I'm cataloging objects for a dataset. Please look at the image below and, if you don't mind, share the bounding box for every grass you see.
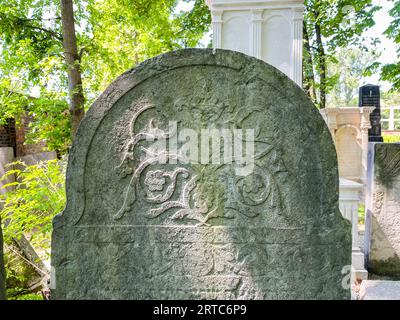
[358,204,365,225]
[383,134,400,143]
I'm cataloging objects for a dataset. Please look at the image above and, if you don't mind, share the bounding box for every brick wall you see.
[0,119,16,155]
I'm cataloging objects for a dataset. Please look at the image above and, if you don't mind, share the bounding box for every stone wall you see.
[365,143,400,278]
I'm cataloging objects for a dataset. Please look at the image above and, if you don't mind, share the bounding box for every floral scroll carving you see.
[114,102,288,224]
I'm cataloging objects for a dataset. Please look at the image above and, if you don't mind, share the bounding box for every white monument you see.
[320,107,375,186]
[339,178,368,280]
[206,0,304,86]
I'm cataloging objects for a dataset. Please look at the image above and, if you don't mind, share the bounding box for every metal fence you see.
[381,106,400,132]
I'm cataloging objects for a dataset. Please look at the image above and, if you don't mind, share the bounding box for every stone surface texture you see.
[51,49,351,300]
[360,280,400,300]
[365,143,400,278]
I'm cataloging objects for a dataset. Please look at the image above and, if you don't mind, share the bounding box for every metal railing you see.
[381,106,400,132]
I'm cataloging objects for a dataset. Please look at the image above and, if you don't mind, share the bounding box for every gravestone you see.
[365,143,400,278]
[51,49,351,299]
[359,84,383,143]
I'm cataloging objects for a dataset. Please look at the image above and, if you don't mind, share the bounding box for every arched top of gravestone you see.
[56,48,340,229]
[52,49,351,300]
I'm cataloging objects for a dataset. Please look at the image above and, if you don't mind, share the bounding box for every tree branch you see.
[20,22,63,42]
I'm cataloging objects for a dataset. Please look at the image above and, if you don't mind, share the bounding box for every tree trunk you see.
[314,11,327,109]
[12,236,49,277]
[0,218,6,300]
[61,0,85,138]
[303,21,317,105]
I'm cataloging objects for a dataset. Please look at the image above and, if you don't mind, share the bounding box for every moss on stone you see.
[369,255,400,280]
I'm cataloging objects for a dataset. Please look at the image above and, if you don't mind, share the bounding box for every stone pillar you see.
[211,10,223,49]
[291,7,303,86]
[339,178,368,280]
[251,10,263,59]
[360,107,375,185]
[206,0,304,87]
[389,106,395,131]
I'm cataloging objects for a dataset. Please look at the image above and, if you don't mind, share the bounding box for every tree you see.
[61,0,84,137]
[0,0,70,154]
[381,0,400,90]
[381,90,400,106]
[327,47,379,107]
[0,0,211,298]
[303,0,380,108]
[0,0,210,154]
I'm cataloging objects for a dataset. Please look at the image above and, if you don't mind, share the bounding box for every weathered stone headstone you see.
[365,143,400,278]
[51,49,351,299]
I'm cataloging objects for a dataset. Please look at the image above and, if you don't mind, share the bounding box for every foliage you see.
[327,47,379,107]
[0,0,210,155]
[80,0,207,100]
[381,0,400,90]
[3,249,42,300]
[176,0,211,47]
[9,292,43,300]
[1,159,66,299]
[0,159,66,252]
[303,0,380,108]
[382,90,400,106]
[0,0,70,154]
[358,204,365,225]
[305,0,379,50]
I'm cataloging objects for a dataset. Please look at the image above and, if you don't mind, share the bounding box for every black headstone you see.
[359,84,383,142]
